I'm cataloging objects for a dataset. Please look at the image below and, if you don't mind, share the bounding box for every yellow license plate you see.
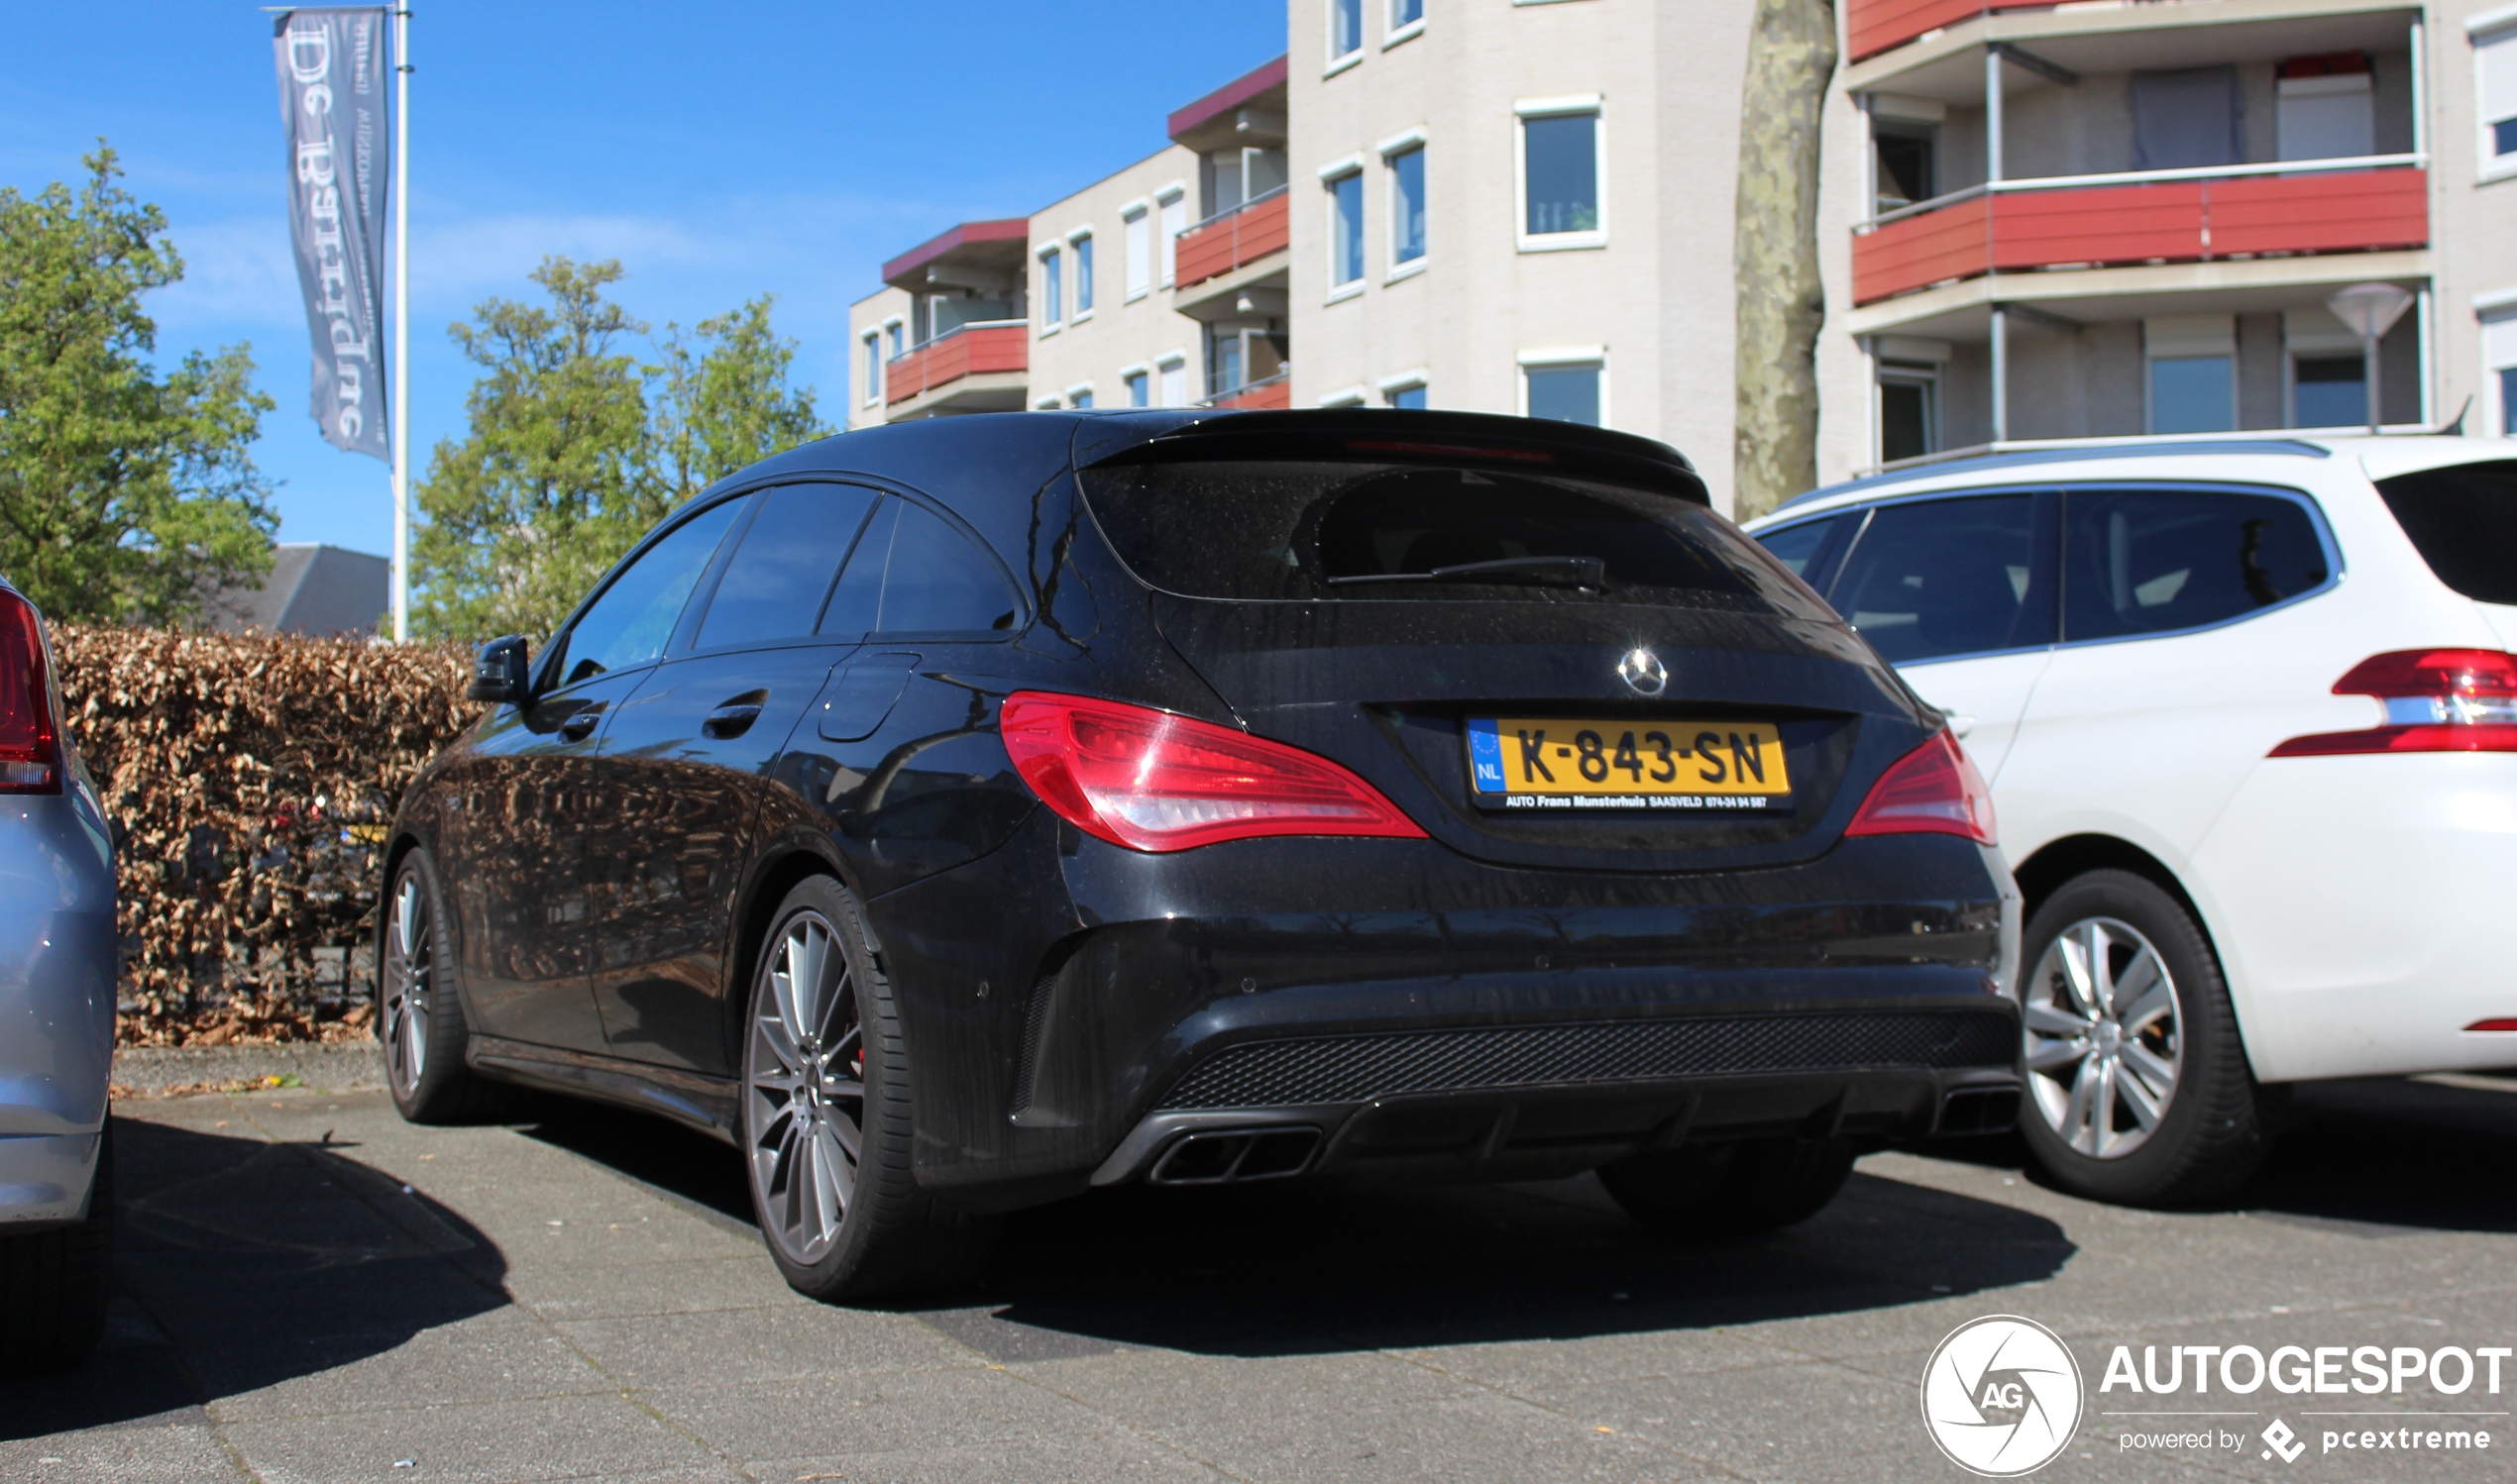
[1466,718,1791,811]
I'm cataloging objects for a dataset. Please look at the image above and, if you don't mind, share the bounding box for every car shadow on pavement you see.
[0,1114,507,1441]
[1916,1073,2517,1235]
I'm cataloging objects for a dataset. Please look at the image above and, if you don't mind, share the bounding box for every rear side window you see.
[2374,461,2517,605]
[2060,487,2329,642]
[1078,460,1830,618]
[550,498,744,687]
[819,496,1018,636]
[696,483,878,650]
[1830,494,2054,663]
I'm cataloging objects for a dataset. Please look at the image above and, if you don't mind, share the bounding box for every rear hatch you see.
[2371,458,2517,646]
[1076,423,1935,874]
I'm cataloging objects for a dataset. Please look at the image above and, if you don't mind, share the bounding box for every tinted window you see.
[1080,460,1831,619]
[879,502,1019,633]
[1754,516,1841,583]
[2374,461,2517,605]
[2061,488,2329,641]
[695,484,878,650]
[819,498,895,636]
[1831,494,2053,664]
[550,498,743,687]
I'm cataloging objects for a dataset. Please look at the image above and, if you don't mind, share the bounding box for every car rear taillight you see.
[0,588,60,795]
[1842,729,1996,845]
[2268,649,2517,757]
[999,690,1426,853]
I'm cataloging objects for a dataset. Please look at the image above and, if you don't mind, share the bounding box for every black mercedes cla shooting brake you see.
[381,409,2024,1300]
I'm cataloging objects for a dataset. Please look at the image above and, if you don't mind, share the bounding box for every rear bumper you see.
[869,815,2022,1209]
[0,1130,101,1229]
[0,794,118,1154]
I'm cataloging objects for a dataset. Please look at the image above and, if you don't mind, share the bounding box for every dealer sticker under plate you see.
[1466,717,1792,811]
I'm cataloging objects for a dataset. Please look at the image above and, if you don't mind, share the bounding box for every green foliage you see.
[0,148,276,624]
[411,257,826,641]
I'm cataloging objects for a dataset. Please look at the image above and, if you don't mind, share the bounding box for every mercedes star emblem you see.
[1617,648,1668,696]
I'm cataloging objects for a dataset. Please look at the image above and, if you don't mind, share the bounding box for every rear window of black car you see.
[1077,460,1832,618]
[2375,460,2517,605]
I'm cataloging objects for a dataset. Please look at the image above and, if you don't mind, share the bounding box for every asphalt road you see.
[6,1066,2516,1484]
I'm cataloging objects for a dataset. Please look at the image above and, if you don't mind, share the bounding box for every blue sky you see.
[0,1,1284,554]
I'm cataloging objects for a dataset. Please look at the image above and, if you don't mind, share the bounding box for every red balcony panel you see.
[1851,167,2430,305]
[885,324,1027,406]
[1209,376,1292,411]
[1174,190,1290,289]
[1846,0,2049,62]
[2205,168,2429,257]
[1850,194,1990,305]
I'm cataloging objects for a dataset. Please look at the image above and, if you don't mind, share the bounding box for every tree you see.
[0,148,276,624]
[1731,0,1837,522]
[412,259,826,641]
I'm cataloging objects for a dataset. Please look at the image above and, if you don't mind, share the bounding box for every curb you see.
[113,1041,386,1098]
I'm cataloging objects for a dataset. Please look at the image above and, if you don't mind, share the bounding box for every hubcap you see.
[745,912,865,1265]
[2023,915,2183,1159]
[382,873,430,1096]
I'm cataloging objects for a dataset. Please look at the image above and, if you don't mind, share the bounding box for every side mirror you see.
[468,635,531,705]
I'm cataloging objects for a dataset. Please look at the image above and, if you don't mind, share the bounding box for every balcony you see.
[884,321,1027,410]
[1852,158,2427,306]
[1848,0,2048,63]
[1196,371,1292,410]
[1173,186,1289,290]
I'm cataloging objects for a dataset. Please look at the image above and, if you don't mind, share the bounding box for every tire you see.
[739,876,993,1302]
[1596,1135,1857,1239]
[2016,868,2273,1206]
[0,1119,112,1377]
[379,847,509,1125]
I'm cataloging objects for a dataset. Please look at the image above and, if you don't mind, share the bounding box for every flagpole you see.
[391,2,411,642]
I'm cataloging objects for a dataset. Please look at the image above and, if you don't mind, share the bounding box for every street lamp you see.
[2325,283,2415,436]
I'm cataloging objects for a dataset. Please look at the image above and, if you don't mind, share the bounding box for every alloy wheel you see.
[382,872,431,1095]
[747,911,866,1265]
[2023,915,2183,1159]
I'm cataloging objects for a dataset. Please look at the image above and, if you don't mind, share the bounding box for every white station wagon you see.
[1747,436,2517,1206]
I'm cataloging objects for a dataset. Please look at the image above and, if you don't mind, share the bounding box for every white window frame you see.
[1516,346,1609,428]
[1317,384,1369,408]
[2480,286,2517,436]
[2474,10,2517,182]
[1156,352,1190,408]
[1319,155,1368,301]
[1327,0,1365,74]
[1874,364,1942,464]
[1121,201,1151,301]
[1379,129,1429,282]
[883,317,905,363]
[1156,185,1187,288]
[1065,380,1096,409]
[1378,368,1429,408]
[860,332,882,407]
[1120,362,1152,407]
[1385,0,1425,49]
[1037,245,1063,333]
[1066,227,1095,321]
[1514,96,1607,253]
[1034,394,1063,410]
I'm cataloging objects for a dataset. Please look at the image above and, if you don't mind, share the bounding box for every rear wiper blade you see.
[1326,556,1608,590]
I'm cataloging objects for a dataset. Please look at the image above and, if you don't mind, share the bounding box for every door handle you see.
[704,702,763,739]
[558,709,602,742]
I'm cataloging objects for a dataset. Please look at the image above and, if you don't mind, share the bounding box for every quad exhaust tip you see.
[1148,1127,1323,1185]
[1937,1087,2021,1136]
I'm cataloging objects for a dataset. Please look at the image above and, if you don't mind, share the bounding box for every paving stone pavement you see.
[4,1072,2514,1483]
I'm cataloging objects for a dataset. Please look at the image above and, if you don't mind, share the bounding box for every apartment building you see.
[849,0,2515,508]
[1828,0,2517,472]
[847,60,1291,431]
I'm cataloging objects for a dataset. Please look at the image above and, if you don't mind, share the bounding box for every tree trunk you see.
[1732,0,1838,521]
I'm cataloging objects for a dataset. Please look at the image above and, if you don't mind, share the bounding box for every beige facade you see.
[1024,146,1204,412]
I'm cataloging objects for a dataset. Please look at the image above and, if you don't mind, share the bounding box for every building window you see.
[2145,316,2236,434]
[2276,54,2373,161]
[1329,168,1366,288]
[2487,308,2517,435]
[2480,23,2517,168]
[1522,358,1603,426]
[885,322,904,361]
[1387,382,1427,410]
[1520,107,1601,244]
[2292,356,2366,427]
[861,334,882,406]
[1124,208,1150,298]
[1040,248,1062,329]
[1873,125,1935,212]
[1330,0,1363,61]
[1073,234,1094,315]
[1388,145,1426,267]
[1069,385,1095,410]
[1158,356,1188,408]
[1878,365,1938,463]
[1391,0,1424,31]
[1126,369,1150,407]
[1158,190,1186,287]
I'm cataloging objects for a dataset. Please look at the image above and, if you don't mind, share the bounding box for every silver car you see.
[0,575,117,1375]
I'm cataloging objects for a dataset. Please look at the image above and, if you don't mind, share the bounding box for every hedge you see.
[53,626,476,1046]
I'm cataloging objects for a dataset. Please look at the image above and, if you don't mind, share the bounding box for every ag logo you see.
[1920,1316,2084,1476]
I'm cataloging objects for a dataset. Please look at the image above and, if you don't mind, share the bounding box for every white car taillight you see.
[2269,649,2517,757]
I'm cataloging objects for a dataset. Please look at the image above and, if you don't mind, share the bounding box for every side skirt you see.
[468,1034,741,1144]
